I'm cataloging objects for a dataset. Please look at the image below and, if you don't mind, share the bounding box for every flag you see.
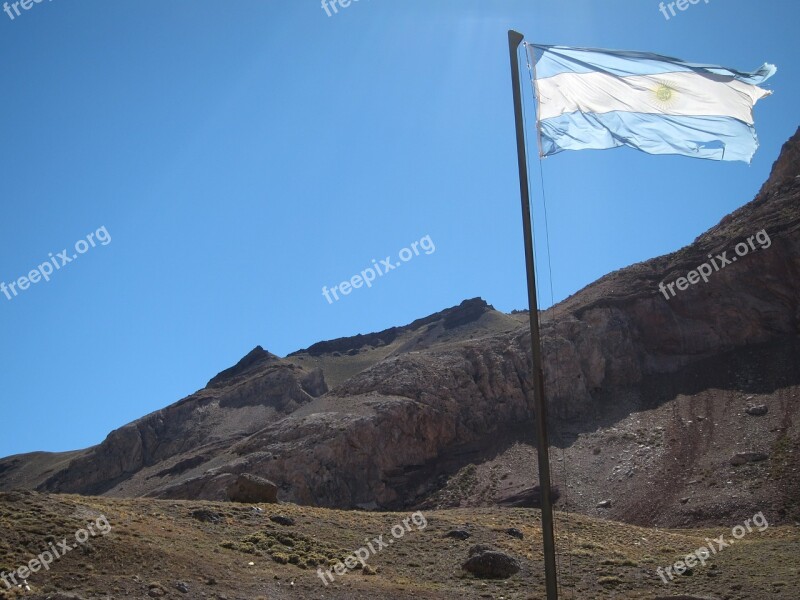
[528,44,776,163]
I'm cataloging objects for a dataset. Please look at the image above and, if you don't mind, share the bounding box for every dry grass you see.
[0,491,797,599]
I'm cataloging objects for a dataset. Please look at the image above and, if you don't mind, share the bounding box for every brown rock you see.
[461,550,520,579]
[730,452,769,466]
[227,474,278,503]
[497,485,561,508]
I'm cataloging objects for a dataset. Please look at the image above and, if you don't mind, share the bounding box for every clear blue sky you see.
[1,0,797,457]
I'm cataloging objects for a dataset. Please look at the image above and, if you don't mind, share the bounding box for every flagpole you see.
[508,29,559,600]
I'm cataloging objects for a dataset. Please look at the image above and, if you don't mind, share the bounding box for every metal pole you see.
[508,29,559,600]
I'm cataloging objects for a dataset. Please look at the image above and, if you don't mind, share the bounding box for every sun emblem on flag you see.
[653,82,678,108]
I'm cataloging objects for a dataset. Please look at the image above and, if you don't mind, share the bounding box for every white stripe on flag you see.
[536,70,772,124]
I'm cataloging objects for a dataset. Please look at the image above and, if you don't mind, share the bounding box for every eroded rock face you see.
[217,364,316,410]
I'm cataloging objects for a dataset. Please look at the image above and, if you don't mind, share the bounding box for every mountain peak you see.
[207,346,279,387]
[442,297,493,329]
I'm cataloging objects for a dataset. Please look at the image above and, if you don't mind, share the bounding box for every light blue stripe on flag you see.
[531,45,777,85]
[538,111,760,163]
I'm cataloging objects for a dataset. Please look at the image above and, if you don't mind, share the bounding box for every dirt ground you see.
[0,491,797,600]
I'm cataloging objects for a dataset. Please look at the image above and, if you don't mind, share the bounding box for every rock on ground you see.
[226,474,278,503]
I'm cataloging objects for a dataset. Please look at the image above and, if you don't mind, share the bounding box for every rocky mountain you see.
[1,128,798,529]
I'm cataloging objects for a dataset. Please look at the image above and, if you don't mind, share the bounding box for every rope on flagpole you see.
[522,41,575,600]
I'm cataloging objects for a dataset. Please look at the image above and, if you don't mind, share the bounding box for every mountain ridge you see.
[1,127,797,530]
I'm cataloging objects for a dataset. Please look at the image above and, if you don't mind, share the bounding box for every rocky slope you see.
[1,128,798,529]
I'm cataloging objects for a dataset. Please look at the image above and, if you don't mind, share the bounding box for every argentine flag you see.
[528,45,776,163]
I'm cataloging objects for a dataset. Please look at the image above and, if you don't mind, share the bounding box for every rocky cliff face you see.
[33,350,327,496]
[1,128,798,527]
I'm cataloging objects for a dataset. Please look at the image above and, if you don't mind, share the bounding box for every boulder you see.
[497,485,561,508]
[226,474,278,503]
[269,515,295,526]
[462,550,520,579]
[190,508,222,523]
[730,452,769,466]
[444,529,471,540]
